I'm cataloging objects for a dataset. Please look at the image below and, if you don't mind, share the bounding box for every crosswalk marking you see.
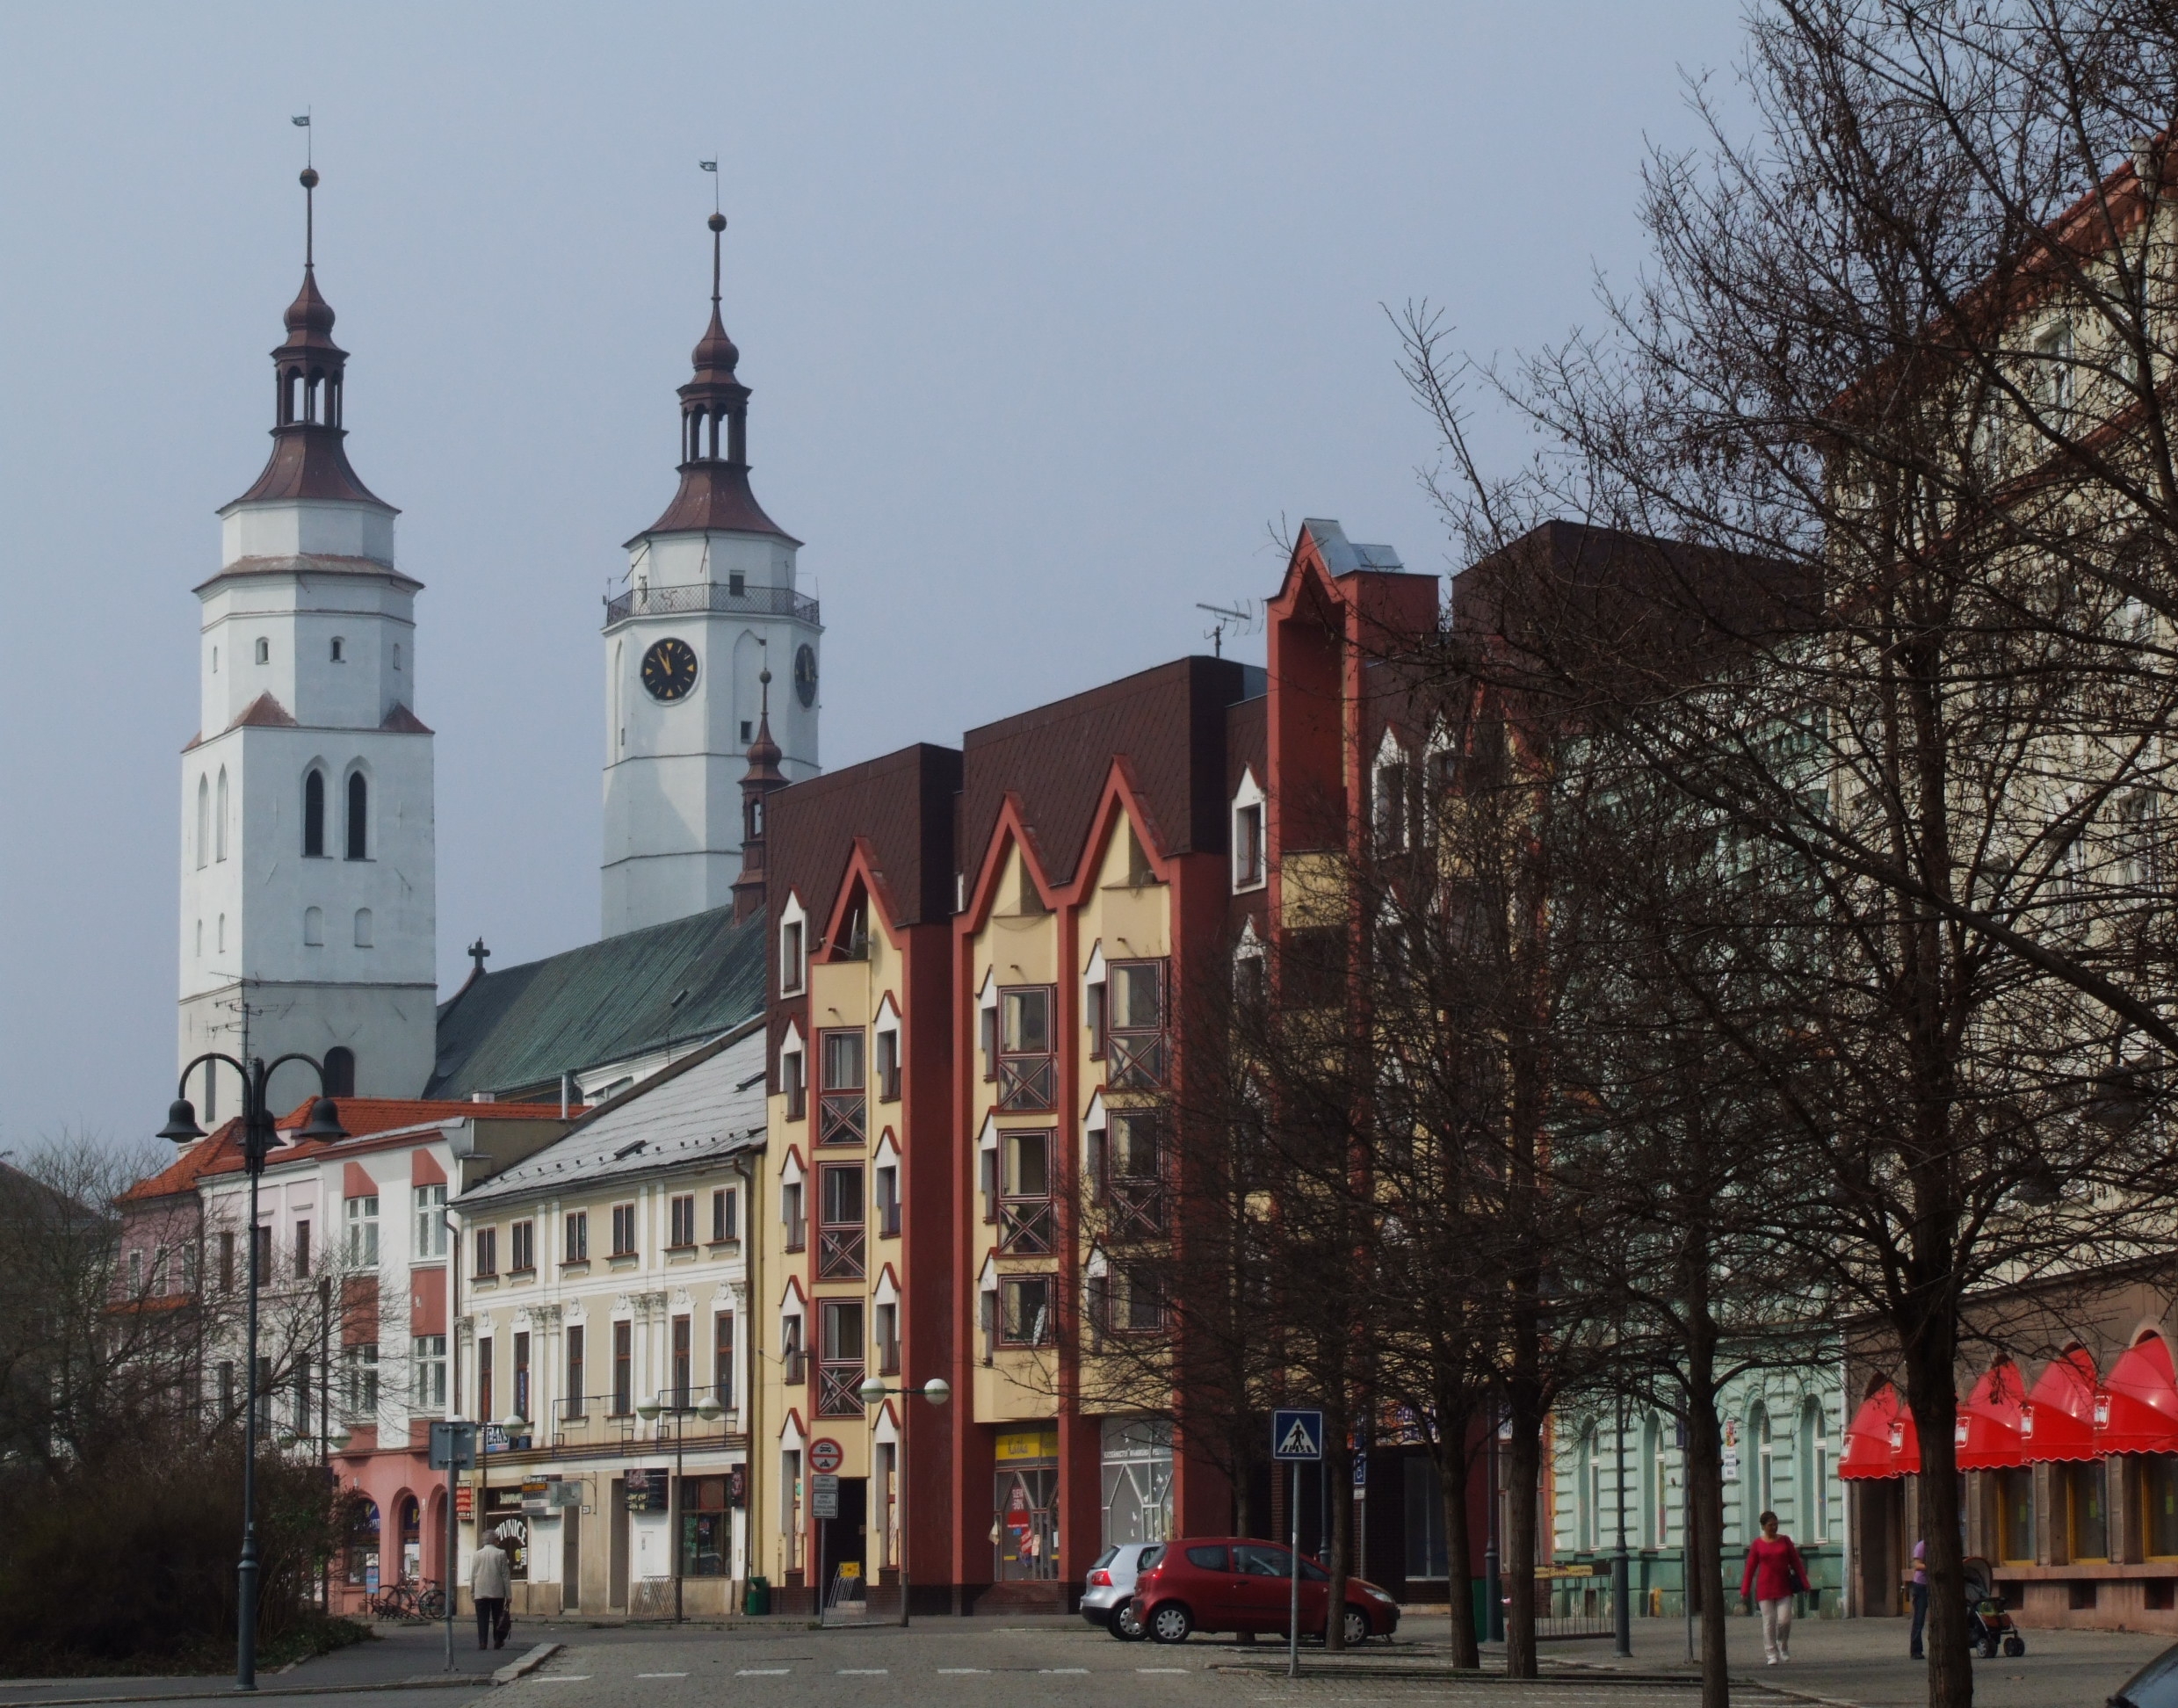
[636,1674,689,1679]
[738,1668,792,1675]
[837,1668,891,1675]
[938,1668,991,1674]
[1139,1667,1190,1673]
[1039,1668,1090,1674]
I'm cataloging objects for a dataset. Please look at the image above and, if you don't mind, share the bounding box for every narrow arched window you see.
[255,637,269,665]
[215,770,229,862]
[353,908,373,948]
[303,906,324,946]
[322,1046,356,1098]
[303,770,326,858]
[345,772,367,860]
[196,776,209,870]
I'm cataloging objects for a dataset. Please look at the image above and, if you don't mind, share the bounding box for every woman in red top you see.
[1740,1509,1810,1664]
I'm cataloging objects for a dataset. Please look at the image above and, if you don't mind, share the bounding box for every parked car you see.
[1082,1542,1165,1639]
[1125,1537,1400,1645]
[2113,1641,2178,1708]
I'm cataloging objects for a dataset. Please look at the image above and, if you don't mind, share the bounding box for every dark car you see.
[1126,1537,1400,1645]
[2113,1641,2178,1708]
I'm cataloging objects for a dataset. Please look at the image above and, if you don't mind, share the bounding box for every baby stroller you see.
[1964,1558,2025,1659]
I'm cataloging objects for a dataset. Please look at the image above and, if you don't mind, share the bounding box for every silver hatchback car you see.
[1081,1542,1165,1639]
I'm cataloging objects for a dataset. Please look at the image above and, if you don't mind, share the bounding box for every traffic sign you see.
[429,1421,477,1470]
[809,1437,844,1473]
[1271,1409,1324,1462]
[811,1473,840,1518]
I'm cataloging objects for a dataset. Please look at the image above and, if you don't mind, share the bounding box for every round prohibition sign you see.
[809,1437,844,1473]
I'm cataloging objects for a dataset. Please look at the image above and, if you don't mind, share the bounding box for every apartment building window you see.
[343,1343,378,1415]
[783,1178,807,1252]
[980,999,999,1082]
[781,1314,807,1386]
[474,1227,498,1279]
[611,1321,633,1415]
[1097,1109,1167,1237]
[714,1313,735,1410]
[219,1231,235,1292]
[1234,799,1266,889]
[564,1210,589,1263]
[293,1356,312,1434]
[344,1195,379,1267]
[218,1360,235,1422]
[1001,1131,1054,1254]
[782,1040,807,1122]
[2034,317,2077,421]
[1000,1275,1054,1347]
[1087,969,1107,1059]
[672,1315,691,1409]
[780,916,805,995]
[293,1219,311,1279]
[513,1331,531,1422]
[254,1223,271,1282]
[254,1356,273,1436]
[875,1300,901,1376]
[181,1243,199,1295]
[876,1162,901,1237]
[711,1187,738,1242]
[1103,1261,1165,1334]
[998,987,1056,1111]
[876,1027,901,1101]
[820,1030,867,1145]
[411,1335,446,1411]
[565,1326,585,1419]
[510,1220,534,1274]
[818,1299,866,1416]
[980,1145,999,1225]
[669,1195,697,1249]
[414,1184,447,1259]
[818,1165,866,1281]
[1374,757,1409,853]
[610,1203,637,1258]
[1107,960,1167,1089]
[477,1338,494,1424]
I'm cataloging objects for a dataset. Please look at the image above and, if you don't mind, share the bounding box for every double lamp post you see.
[162,1052,348,1692]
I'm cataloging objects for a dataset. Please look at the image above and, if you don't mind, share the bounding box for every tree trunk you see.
[1683,1396,1730,1708]
[1325,1408,1352,1648]
[1503,1382,1544,1678]
[1440,1428,1480,1669]
[1902,1325,1969,1708]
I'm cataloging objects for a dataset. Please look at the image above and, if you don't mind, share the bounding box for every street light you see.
[162,1053,346,1692]
[641,1391,727,1623]
[857,1375,952,1625]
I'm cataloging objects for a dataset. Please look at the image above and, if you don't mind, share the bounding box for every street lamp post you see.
[161,1054,346,1691]
[857,1375,952,1626]
[637,1392,727,1623]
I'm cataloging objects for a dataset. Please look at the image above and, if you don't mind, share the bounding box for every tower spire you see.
[227,167,387,509]
[732,657,789,923]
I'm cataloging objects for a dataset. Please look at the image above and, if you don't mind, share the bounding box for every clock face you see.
[794,643,818,708]
[640,637,698,702]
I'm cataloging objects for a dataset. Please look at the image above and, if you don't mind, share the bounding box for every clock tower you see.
[178,170,438,1113]
[601,211,821,937]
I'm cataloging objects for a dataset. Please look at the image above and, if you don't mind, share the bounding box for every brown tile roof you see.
[380,702,432,735]
[232,691,298,728]
[770,744,962,936]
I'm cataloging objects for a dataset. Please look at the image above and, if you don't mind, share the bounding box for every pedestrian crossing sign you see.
[1272,1408,1324,1461]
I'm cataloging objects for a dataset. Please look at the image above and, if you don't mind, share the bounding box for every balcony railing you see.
[1110,1032,1168,1091]
[999,1054,1056,1112]
[1106,1179,1167,1241]
[817,1361,867,1417]
[818,1090,866,1147]
[817,1224,866,1281]
[1001,1198,1054,1256]
[603,582,820,629]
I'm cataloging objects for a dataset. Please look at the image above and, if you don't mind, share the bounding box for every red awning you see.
[2100,1335,2178,1456]
[1955,1361,2030,1470]
[2022,1346,2102,1462]
[1842,1384,1920,1479]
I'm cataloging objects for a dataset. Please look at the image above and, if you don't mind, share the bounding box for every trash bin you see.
[744,1575,771,1616]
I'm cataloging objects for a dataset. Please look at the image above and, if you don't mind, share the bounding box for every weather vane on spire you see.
[699,156,720,212]
[292,112,317,264]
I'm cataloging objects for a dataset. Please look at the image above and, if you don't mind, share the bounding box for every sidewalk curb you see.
[0,1681,488,1708]
[490,1647,560,1688]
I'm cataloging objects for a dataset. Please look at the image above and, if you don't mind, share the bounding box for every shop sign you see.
[812,1473,840,1519]
[455,1485,475,1520]
[727,1466,748,1509]
[995,1429,1058,1464]
[550,1480,583,1509]
[809,1438,845,1473]
[625,1469,669,1512]
[522,1479,553,1516]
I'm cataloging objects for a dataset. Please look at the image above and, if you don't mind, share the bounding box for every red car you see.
[1125,1537,1400,1645]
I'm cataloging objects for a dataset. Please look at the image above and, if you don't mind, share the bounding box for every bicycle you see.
[366,1577,445,1623]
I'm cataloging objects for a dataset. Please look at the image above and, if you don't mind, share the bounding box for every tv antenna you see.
[1197,599,1262,658]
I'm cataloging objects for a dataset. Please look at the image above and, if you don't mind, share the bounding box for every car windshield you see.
[2115,1643,2178,1708]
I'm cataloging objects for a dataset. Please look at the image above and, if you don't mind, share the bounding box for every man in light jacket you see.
[471,1531,512,1650]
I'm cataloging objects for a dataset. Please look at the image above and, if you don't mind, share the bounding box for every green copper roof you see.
[426,905,766,1100]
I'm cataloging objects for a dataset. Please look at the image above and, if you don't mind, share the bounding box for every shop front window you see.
[2148,1457,2178,1560]
[682,1475,734,1576]
[1998,1466,2036,1563]
[1405,1454,1450,1580]
[2070,1461,2109,1562]
[397,1494,422,1581]
[994,1430,1060,1581]
[482,1491,529,1579]
[1100,1417,1173,1546]
[347,1499,381,1591]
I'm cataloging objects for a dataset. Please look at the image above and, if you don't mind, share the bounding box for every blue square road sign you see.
[1271,1408,1324,1461]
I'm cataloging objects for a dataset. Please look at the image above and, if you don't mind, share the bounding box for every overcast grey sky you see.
[0,2,1747,1154]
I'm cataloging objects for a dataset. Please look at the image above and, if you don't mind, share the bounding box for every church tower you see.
[601,210,821,937]
[177,169,438,1114]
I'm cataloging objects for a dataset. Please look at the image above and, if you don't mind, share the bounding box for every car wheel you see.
[1111,1605,1148,1642]
[1148,1603,1193,1645]
[1338,1607,1371,1646]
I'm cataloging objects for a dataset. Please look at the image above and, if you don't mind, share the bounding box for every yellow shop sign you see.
[995,1429,1059,1464]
